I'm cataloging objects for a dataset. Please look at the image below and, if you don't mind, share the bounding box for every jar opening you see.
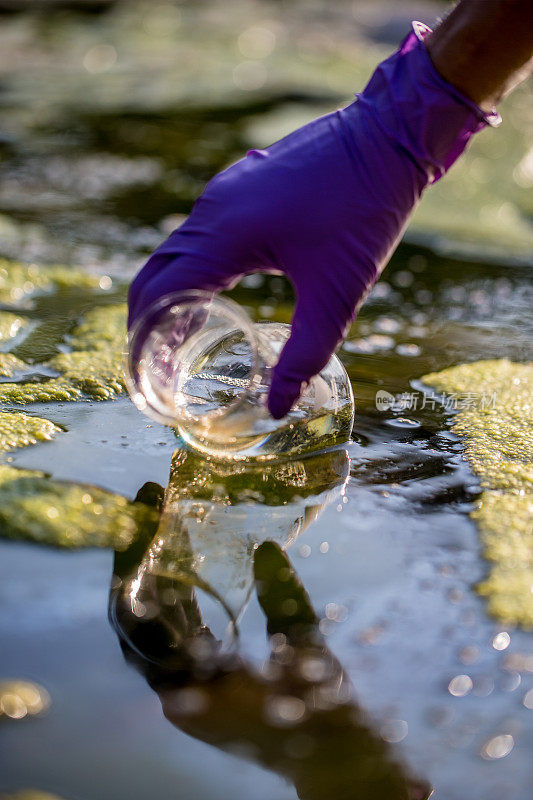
[125,291,260,428]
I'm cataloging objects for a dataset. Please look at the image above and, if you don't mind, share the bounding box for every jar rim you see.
[124,290,261,428]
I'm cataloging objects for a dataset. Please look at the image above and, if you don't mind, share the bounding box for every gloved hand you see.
[128,22,497,419]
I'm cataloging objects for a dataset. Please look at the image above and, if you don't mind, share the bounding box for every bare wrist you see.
[425,0,533,107]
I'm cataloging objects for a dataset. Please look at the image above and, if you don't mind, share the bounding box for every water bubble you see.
[299,656,329,683]
[270,633,287,653]
[480,734,514,760]
[380,719,408,743]
[492,631,511,651]
[0,693,27,719]
[281,598,298,616]
[408,255,427,272]
[265,695,306,726]
[395,343,421,357]
[392,270,414,288]
[369,282,391,299]
[0,681,50,720]
[459,645,480,665]
[241,274,264,289]
[504,653,533,672]
[499,672,521,693]
[298,544,311,558]
[374,316,401,334]
[319,541,329,554]
[171,688,209,717]
[259,305,275,318]
[473,676,494,697]
[343,334,395,354]
[233,61,268,90]
[238,26,276,59]
[386,417,421,429]
[522,689,533,709]
[448,674,473,697]
[83,44,117,74]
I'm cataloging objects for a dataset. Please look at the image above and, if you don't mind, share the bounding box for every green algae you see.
[0,311,28,345]
[0,263,126,404]
[0,464,159,550]
[0,355,125,404]
[0,412,61,451]
[0,379,83,404]
[69,304,127,351]
[47,350,125,400]
[0,407,158,549]
[0,258,106,307]
[0,263,159,550]
[0,353,29,378]
[423,359,533,627]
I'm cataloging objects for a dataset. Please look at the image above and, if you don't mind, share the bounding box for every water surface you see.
[1,3,532,799]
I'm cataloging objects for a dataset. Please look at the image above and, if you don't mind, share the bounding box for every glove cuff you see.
[356,21,502,183]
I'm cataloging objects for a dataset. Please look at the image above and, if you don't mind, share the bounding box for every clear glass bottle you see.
[125,290,354,460]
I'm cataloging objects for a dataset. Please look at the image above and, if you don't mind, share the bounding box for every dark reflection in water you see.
[109,448,431,800]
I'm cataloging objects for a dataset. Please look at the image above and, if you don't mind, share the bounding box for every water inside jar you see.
[175,325,319,427]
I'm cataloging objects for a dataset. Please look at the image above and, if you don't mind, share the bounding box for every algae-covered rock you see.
[0,274,126,403]
[47,350,125,400]
[423,359,533,627]
[69,304,127,351]
[0,353,29,378]
[0,406,157,549]
[0,464,159,550]
[0,355,125,404]
[0,311,28,345]
[0,379,83,404]
[0,262,159,550]
[0,412,61,451]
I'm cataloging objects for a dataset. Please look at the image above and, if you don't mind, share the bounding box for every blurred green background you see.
[0,0,531,278]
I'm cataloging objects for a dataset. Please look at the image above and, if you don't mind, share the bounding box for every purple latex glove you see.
[128,22,498,419]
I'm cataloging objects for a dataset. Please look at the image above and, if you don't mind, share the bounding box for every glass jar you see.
[125,290,354,460]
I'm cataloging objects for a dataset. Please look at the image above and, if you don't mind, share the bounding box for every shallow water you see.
[1,2,532,800]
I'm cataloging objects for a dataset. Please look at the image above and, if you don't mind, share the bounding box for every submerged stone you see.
[423,359,533,628]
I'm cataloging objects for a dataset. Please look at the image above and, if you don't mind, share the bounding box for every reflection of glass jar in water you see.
[124,447,350,649]
[125,291,354,460]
